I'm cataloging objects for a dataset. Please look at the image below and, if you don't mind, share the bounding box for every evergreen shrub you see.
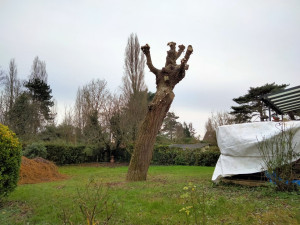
[23,142,47,159]
[0,124,22,200]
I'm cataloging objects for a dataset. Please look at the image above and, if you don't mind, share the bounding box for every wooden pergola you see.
[261,85,300,121]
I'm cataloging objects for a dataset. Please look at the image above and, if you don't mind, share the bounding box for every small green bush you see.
[0,124,22,200]
[23,142,47,159]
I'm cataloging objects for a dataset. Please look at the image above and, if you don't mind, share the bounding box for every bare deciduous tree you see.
[0,59,22,124]
[74,79,110,138]
[0,68,6,123]
[30,56,48,83]
[60,105,76,144]
[203,111,235,144]
[7,59,21,111]
[0,94,5,123]
[122,33,147,99]
[0,67,5,85]
[126,42,193,181]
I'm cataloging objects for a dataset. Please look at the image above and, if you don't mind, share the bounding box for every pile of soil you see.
[18,157,67,185]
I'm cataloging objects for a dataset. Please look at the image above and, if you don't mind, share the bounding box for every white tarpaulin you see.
[212,121,300,182]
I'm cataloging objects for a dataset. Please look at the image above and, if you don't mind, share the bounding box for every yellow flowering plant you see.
[179,182,209,225]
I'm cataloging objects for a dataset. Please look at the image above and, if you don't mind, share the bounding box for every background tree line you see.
[0,34,198,161]
[3,33,296,160]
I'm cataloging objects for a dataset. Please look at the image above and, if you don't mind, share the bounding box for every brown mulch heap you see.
[18,156,67,185]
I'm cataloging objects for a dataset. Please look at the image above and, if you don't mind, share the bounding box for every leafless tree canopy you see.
[122,33,146,100]
[205,111,235,133]
[0,67,5,85]
[7,59,21,110]
[204,111,235,144]
[30,56,48,83]
[74,79,110,132]
[0,59,22,123]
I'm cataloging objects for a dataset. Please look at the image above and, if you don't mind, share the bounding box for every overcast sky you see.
[0,0,299,137]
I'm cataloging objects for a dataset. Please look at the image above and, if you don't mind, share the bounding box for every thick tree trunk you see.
[126,87,174,181]
[126,42,193,181]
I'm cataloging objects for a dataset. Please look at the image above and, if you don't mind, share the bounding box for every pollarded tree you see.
[126,42,193,181]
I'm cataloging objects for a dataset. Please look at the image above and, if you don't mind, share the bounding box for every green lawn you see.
[0,165,299,224]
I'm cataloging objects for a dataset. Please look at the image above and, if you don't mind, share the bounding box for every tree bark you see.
[126,42,193,181]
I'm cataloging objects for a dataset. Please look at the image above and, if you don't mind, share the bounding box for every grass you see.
[0,165,299,224]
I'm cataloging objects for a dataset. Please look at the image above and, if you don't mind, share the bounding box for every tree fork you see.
[126,42,193,181]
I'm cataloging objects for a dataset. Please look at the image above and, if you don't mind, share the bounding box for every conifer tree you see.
[230,83,288,123]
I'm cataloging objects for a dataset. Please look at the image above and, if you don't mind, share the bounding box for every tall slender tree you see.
[1,59,22,124]
[0,68,5,123]
[30,56,48,83]
[127,41,193,181]
[121,34,148,142]
[122,33,147,98]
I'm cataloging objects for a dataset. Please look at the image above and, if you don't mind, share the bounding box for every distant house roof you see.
[261,85,300,115]
[169,143,209,149]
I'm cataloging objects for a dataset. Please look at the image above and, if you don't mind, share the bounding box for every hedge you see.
[43,143,220,166]
[152,145,220,166]
[45,144,86,165]
[44,144,130,165]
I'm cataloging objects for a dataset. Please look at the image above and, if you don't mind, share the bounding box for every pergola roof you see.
[261,85,300,115]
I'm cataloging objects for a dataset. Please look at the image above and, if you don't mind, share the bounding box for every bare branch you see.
[179,45,193,71]
[0,68,5,85]
[175,44,185,60]
[141,44,159,75]
[184,45,193,63]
